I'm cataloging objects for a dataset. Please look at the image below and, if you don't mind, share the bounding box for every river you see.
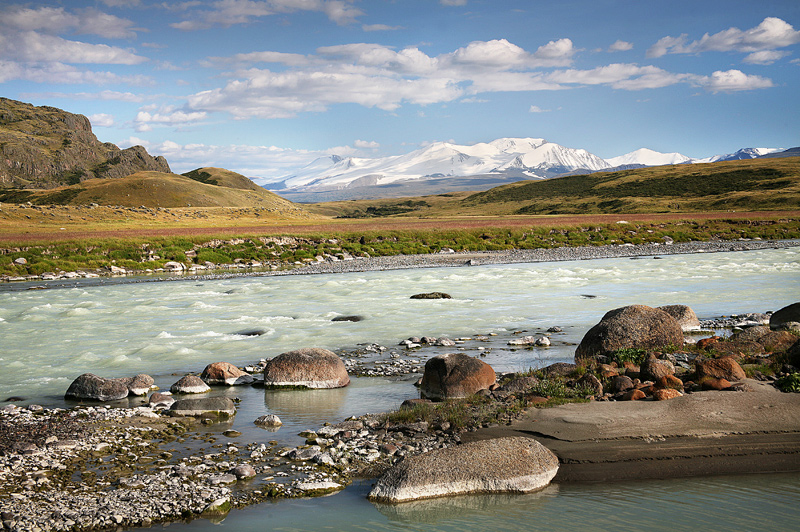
[1,245,799,530]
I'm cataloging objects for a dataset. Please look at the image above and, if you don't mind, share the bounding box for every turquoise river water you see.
[1,246,799,531]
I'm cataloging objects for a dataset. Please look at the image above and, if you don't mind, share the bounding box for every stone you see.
[622,389,646,401]
[701,377,732,391]
[231,464,256,479]
[420,353,496,400]
[410,292,452,299]
[653,388,682,400]
[575,305,685,361]
[770,302,800,330]
[695,357,746,382]
[640,354,675,381]
[577,373,603,396]
[13,257,27,265]
[201,498,231,517]
[64,373,129,401]
[655,375,684,391]
[331,315,364,322]
[163,261,186,272]
[254,414,282,427]
[170,375,211,394]
[125,374,154,396]
[148,392,175,408]
[540,363,577,377]
[263,348,350,389]
[697,336,721,350]
[608,375,635,394]
[234,328,268,336]
[756,330,800,353]
[707,339,765,359]
[169,397,236,418]
[201,362,254,385]
[499,376,539,394]
[658,304,701,331]
[368,437,558,502]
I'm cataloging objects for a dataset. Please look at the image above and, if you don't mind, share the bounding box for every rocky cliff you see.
[0,98,170,189]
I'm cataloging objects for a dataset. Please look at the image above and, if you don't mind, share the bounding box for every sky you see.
[1,0,799,185]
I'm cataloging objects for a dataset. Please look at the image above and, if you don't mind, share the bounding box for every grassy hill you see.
[307,157,800,217]
[0,169,305,211]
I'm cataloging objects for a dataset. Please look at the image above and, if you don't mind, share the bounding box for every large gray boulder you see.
[658,304,701,332]
[263,348,350,389]
[420,353,496,400]
[170,375,211,394]
[65,373,130,401]
[770,302,800,330]
[575,305,685,362]
[169,397,236,418]
[368,437,559,502]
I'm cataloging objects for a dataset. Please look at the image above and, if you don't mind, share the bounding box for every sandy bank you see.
[462,379,800,482]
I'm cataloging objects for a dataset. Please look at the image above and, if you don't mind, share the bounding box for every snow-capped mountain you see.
[265,139,782,201]
[605,148,693,167]
[270,138,614,192]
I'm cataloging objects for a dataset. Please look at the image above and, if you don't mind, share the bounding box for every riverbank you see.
[462,379,800,482]
[2,238,798,289]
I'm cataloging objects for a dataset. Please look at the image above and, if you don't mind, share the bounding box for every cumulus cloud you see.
[134,106,207,132]
[694,69,774,92]
[608,40,633,52]
[19,90,145,102]
[743,50,790,65]
[172,0,363,29]
[88,114,115,127]
[0,32,147,64]
[529,105,549,113]
[647,17,800,58]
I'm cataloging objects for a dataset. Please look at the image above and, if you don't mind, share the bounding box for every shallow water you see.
[1,247,798,405]
[159,473,800,532]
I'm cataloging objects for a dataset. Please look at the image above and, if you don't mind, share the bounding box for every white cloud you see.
[134,106,207,132]
[88,113,115,127]
[608,40,633,52]
[0,60,152,85]
[440,0,468,5]
[647,17,800,57]
[529,105,549,113]
[354,139,380,149]
[362,24,403,32]
[743,50,790,65]
[0,31,147,65]
[0,6,138,39]
[172,0,362,29]
[19,90,145,102]
[694,69,774,93]
[547,64,687,90]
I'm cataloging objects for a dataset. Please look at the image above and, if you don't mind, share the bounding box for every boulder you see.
[410,292,452,300]
[368,437,558,503]
[639,354,675,381]
[201,362,254,386]
[653,388,682,400]
[701,377,732,391]
[263,348,350,389]
[575,305,685,361]
[169,397,236,418]
[499,376,539,394]
[420,353,496,400]
[577,373,603,397]
[231,464,256,480]
[695,357,746,382]
[756,330,800,353]
[540,363,577,377]
[125,374,154,396]
[65,373,129,401]
[655,375,684,391]
[148,392,175,408]
[170,375,211,394]
[658,304,701,331]
[608,375,635,394]
[331,315,364,322]
[254,414,283,427]
[770,302,800,330]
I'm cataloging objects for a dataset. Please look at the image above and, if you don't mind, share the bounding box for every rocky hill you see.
[0,98,170,189]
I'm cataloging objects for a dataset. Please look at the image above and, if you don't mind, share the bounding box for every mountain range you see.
[267,139,785,202]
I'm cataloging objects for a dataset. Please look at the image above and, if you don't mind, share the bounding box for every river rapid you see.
[1,245,799,531]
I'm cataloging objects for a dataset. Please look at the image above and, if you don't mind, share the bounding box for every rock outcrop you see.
[770,302,800,331]
[200,362,254,386]
[0,97,170,189]
[368,437,558,502]
[420,353,496,400]
[169,397,236,418]
[262,348,350,389]
[575,305,685,361]
[170,375,211,394]
[64,373,154,401]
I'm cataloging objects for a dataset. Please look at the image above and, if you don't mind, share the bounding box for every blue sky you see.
[1,0,798,183]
